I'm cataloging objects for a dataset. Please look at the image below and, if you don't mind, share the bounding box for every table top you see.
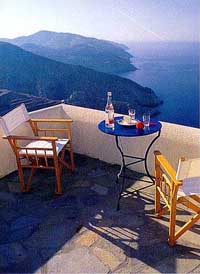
[98,116,162,137]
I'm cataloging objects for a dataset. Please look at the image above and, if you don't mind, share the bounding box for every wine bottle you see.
[105,91,114,129]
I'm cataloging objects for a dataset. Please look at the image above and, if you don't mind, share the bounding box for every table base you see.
[116,130,161,210]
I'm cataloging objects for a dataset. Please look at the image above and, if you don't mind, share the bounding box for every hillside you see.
[0,89,60,116]
[0,42,161,115]
[0,30,136,74]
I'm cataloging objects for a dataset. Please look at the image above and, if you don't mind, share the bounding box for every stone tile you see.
[45,247,109,273]
[47,194,77,208]
[72,179,91,188]
[0,216,42,244]
[74,230,100,247]
[24,223,77,250]
[73,224,87,234]
[15,199,45,214]
[7,181,21,193]
[111,212,145,228]
[88,168,108,178]
[132,264,161,274]
[99,225,136,245]
[0,220,9,244]
[80,193,99,207]
[143,251,193,274]
[91,236,127,272]
[88,214,139,246]
[40,208,80,227]
[0,192,17,207]
[0,216,40,244]
[177,228,200,248]
[92,235,127,259]
[57,242,76,255]
[120,196,147,212]
[8,247,44,274]
[0,154,200,273]
[4,227,36,244]
[139,251,200,274]
[91,184,108,195]
[28,206,53,219]
[0,242,27,269]
[91,175,115,188]
[40,247,63,260]
[0,180,9,192]
[133,219,168,247]
[129,242,181,268]
[190,264,200,273]
[92,246,122,272]
[91,215,114,226]
[10,215,41,230]
[33,268,44,274]
[88,218,119,238]
[0,207,21,222]
[114,258,155,274]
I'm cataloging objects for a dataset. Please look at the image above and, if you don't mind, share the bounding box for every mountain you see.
[0,89,60,116]
[0,42,161,115]
[1,30,136,74]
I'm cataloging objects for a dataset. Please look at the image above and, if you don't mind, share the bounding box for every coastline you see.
[118,41,199,127]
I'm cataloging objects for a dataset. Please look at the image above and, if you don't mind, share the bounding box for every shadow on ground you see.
[0,154,199,273]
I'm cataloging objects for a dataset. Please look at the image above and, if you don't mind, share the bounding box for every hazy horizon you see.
[1,30,200,45]
[0,0,199,43]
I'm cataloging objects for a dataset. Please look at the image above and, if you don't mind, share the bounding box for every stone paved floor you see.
[0,154,200,273]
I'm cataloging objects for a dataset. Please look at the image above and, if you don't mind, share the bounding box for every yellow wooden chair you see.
[0,104,75,194]
[154,151,200,246]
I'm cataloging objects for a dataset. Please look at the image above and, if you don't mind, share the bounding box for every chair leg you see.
[26,168,35,192]
[60,144,75,172]
[168,197,177,246]
[157,205,169,217]
[54,158,62,195]
[69,148,75,171]
[16,159,26,192]
[155,158,161,215]
[155,186,161,215]
[60,149,65,174]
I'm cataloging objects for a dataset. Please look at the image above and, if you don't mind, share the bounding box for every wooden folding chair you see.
[154,151,200,246]
[0,104,75,194]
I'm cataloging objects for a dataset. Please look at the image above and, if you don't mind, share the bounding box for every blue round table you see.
[98,116,162,210]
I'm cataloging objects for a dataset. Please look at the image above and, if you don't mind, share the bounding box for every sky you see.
[0,0,199,42]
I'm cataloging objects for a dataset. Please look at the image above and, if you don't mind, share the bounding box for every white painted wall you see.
[62,104,200,174]
[0,103,200,178]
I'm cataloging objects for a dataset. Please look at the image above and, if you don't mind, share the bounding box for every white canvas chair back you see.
[0,104,30,136]
[176,157,200,196]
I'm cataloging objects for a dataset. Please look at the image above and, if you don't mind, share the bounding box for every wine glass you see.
[143,113,151,127]
[128,107,136,123]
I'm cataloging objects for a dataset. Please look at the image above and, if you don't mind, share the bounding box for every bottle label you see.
[106,111,114,128]
[105,93,114,129]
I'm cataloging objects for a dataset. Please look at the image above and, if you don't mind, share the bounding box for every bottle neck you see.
[107,95,112,105]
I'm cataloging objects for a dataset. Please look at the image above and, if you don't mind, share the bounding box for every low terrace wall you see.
[0,103,200,178]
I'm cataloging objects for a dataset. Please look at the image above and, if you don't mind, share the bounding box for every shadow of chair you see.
[0,103,75,194]
[154,150,200,246]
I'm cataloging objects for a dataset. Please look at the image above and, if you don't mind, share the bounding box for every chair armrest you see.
[3,135,58,141]
[30,118,73,123]
[154,150,182,186]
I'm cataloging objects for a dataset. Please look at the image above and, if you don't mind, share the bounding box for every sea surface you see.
[120,42,199,128]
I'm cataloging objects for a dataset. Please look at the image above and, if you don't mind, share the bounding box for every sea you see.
[119,42,199,128]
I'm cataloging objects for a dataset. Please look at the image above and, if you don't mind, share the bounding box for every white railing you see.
[0,103,200,178]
